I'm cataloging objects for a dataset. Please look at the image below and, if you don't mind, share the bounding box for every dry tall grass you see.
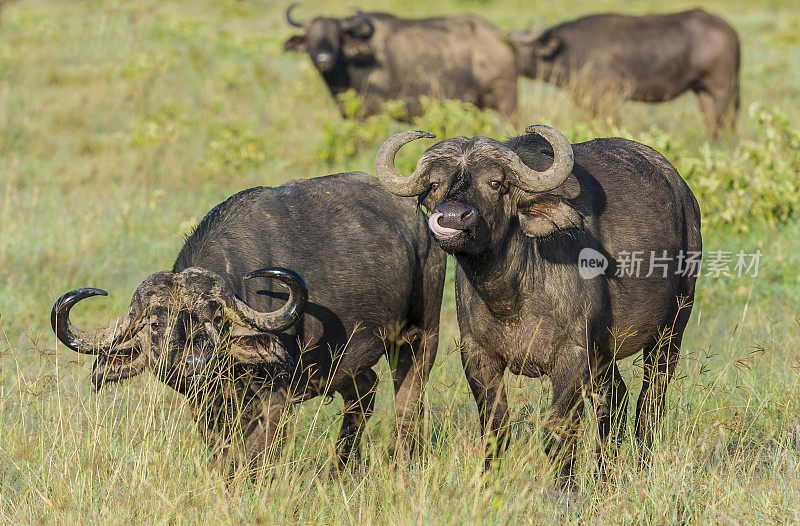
[1,0,799,523]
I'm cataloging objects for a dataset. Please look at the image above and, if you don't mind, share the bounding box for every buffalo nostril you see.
[436,202,478,230]
[459,209,478,228]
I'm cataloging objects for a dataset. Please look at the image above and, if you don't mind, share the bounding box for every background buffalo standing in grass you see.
[376,125,701,489]
[51,173,446,477]
[283,5,518,119]
[509,9,740,136]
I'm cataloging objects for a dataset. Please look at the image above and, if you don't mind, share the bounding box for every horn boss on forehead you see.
[375,125,574,196]
[51,266,308,357]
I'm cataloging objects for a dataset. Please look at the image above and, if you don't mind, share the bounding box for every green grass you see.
[1,0,800,523]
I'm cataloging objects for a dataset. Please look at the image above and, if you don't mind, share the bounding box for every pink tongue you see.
[428,212,461,238]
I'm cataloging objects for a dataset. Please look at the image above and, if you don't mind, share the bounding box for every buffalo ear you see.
[342,35,373,62]
[284,35,308,52]
[91,346,146,391]
[228,327,292,366]
[417,191,437,212]
[518,197,582,238]
[534,35,561,58]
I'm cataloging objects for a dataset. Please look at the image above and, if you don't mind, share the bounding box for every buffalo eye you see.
[429,182,440,191]
[150,320,159,331]
[212,313,224,326]
[489,180,502,190]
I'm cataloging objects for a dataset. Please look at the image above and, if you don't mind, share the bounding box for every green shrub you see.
[317,91,513,168]
[198,123,272,179]
[570,104,800,232]
[320,95,798,233]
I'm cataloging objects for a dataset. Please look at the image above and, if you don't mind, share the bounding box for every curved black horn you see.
[342,10,373,38]
[505,125,573,192]
[375,130,437,196]
[237,267,308,333]
[286,3,305,27]
[51,287,131,354]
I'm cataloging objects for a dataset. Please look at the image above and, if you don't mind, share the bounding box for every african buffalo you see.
[51,173,446,476]
[283,5,517,119]
[509,9,740,136]
[375,126,701,488]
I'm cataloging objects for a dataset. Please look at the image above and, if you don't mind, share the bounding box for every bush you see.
[569,104,800,232]
[198,122,272,179]
[320,95,798,233]
[317,91,513,168]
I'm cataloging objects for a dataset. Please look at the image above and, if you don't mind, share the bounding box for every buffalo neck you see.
[321,61,351,95]
[322,61,372,96]
[455,226,535,317]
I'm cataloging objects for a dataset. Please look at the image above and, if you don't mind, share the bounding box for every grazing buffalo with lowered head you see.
[283,5,518,119]
[52,173,446,477]
[509,9,740,136]
[375,125,701,489]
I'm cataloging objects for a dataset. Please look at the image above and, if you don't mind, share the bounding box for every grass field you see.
[1,0,800,523]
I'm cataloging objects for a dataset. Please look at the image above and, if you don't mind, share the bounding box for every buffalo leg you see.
[592,360,628,478]
[192,398,242,478]
[390,330,437,457]
[697,90,720,138]
[242,387,291,480]
[697,86,737,138]
[634,333,681,460]
[391,247,444,457]
[334,369,378,470]
[480,78,518,119]
[545,347,589,490]
[192,386,290,482]
[461,340,509,469]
